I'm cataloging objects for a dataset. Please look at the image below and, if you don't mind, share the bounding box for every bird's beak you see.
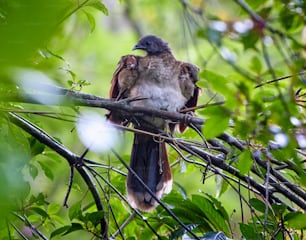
[132,44,144,51]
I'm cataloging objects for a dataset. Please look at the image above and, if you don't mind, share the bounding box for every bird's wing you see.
[107,55,139,124]
[178,62,200,132]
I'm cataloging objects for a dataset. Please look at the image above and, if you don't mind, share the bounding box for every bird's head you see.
[132,35,171,55]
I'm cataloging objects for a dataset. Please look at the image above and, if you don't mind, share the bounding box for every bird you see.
[108,35,200,211]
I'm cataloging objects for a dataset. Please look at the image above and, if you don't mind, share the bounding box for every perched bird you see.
[108,35,200,211]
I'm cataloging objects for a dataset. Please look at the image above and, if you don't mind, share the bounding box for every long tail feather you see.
[126,133,172,211]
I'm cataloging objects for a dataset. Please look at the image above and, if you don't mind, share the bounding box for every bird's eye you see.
[145,41,151,46]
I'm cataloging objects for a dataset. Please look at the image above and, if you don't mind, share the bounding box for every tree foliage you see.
[0,0,305,239]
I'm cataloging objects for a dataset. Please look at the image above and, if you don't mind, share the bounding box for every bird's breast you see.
[129,82,187,112]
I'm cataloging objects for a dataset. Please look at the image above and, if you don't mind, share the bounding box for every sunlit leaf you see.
[250,56,263,74]
[284,212,306,229]
[236,150,253,175]
[83,10,96,33]
[48,202,61,215]
[84,0,108,15]
[201,106,230,139]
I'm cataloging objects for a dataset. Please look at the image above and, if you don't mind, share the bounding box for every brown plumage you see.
[108,35,200,211]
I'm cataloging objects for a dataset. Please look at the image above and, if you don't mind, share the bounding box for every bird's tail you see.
[126,133,172,212]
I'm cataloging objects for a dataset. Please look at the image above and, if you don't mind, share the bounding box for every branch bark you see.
[8,112,109,239]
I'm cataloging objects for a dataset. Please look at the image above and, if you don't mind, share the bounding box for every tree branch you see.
[8,112,109,239]
[1,85,204,130]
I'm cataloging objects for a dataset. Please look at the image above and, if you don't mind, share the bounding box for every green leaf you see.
[50,226,70,239]
[69,201,82,221]
[38,161,54,180]
[245,0,267,10]
[169,224,199,240]
[201,70,226,94]
[84,0,108,15]
[28,136,45,156]
[85,210,105,226]
[240,223,261,240]
[83,10,96,33]
[200,70,237,108]
[48,202,61,215]
[63,223,84,235]
[30,207,49,219]
[192,195,230,234]
[284,212,306,229]
[201,106,230,139]
[240,30,260,50]
[215,174,229,198]
[271,203,287,217]
[27,214,41,223]
[249,198,266,213]
[236,150,253,174]
[250,56,263,74]
[204,194,229,222]
[279,8,304,33]
[28,163,38,179]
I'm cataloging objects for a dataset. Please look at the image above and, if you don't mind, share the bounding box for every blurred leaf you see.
[30,207,49,219]
[27,214,41,223]
[28,163,38,179]
[250,56,263,74]
[69,200,82,221]
[201,70,226,93]
[84,0,108,15]
[48,202,61,215]
[200,104,230,139]
[197,27,222,46]
[279,8,304,33]
[245,0,267,10]
[38,161,54,180]
[28,136,45,157]
[83,10,96,33]
[50,226,70,239]
[240,30,260,50]
[28,193,48,206]
[203,114,229,139]
[236,150,253,174]
[0,0,73,67]
[284,212,306,229]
